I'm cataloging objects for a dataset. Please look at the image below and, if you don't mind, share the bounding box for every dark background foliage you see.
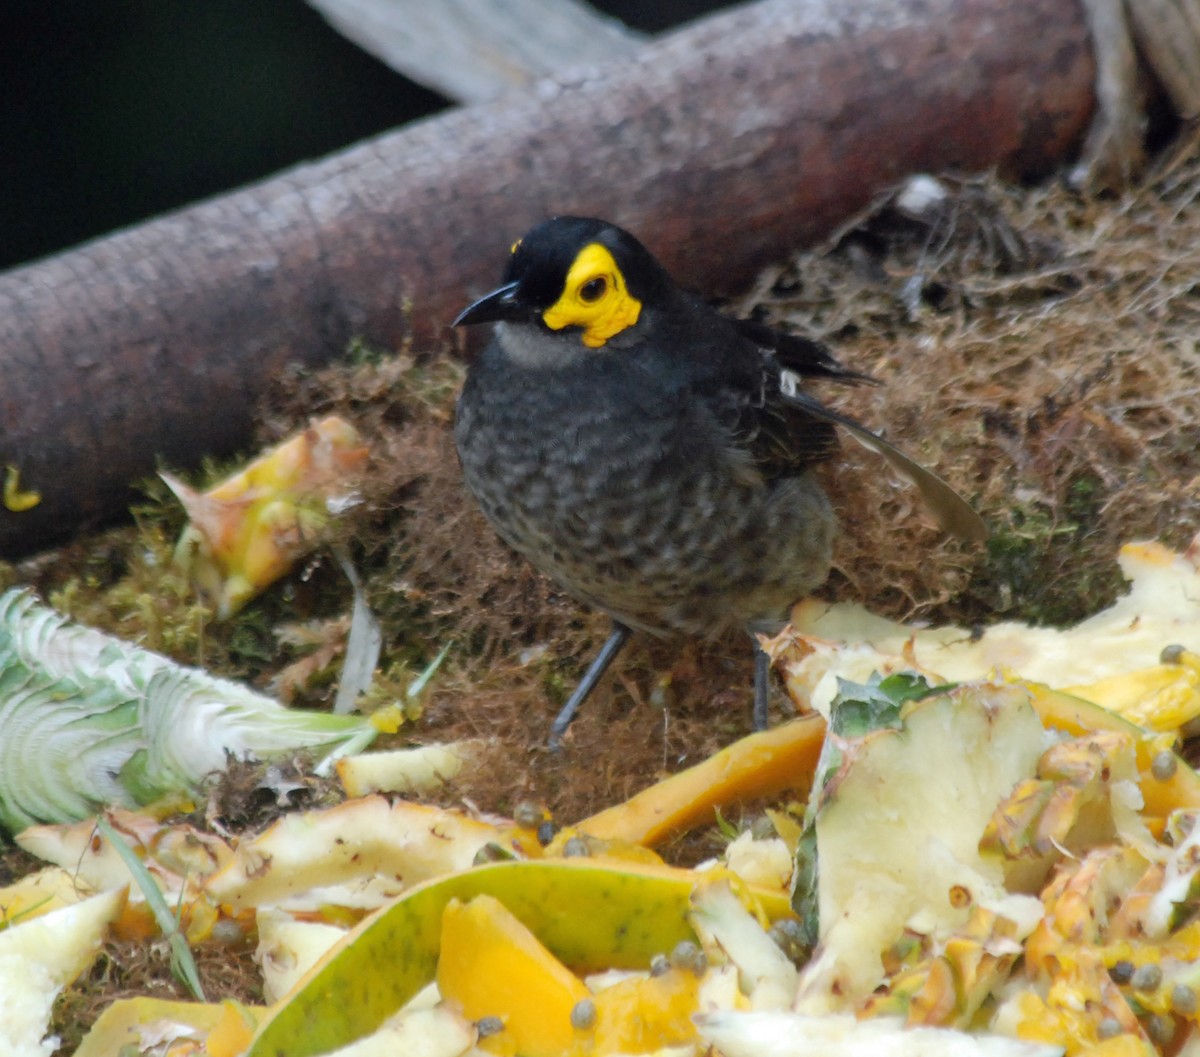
[0,0,726,271]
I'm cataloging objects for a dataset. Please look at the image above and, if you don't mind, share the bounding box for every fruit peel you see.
[244,858,791,1057]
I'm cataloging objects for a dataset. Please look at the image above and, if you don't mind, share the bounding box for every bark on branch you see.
[0,0,1095,557]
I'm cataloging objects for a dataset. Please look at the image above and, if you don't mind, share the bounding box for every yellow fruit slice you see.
[438,894,590,1057]
[1066,663,1200,733]
[577,716,825,846]
[207,1001,262,1057]
[0,866,87,924]
[1023,682,1148,737]
[167,415,368,617]
[590,967,701,1053]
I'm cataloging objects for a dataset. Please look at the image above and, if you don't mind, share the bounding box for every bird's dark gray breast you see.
[454,342,834,637]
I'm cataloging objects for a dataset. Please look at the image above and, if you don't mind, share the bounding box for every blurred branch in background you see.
[306,0,644,103]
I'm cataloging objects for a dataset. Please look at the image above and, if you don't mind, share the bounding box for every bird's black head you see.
[454,216,671,349]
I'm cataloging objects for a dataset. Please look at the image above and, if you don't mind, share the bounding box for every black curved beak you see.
[453,280,526,327]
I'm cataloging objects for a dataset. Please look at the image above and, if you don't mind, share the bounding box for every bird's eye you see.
[579,276,607,303]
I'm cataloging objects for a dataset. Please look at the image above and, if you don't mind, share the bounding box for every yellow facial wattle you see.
[541,243,642,348]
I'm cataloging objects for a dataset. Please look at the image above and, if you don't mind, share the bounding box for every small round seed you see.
[570,998,597,1030]
[473,842,509,865]
[210,918,246,946]
[669,940,707,975]
[1161,644,1186,665]
[1109,960,1135,984]
[749,815,775,840]
[650,953,670,977]
[514,801,544,829]
[1171,983,1198,1016]
[1131,963,1163,992]
[669,940,700,967]
[1096,1016,1122,1040]
[536,819,558,846]
[649,680,675,711]
[476,1016,504,1038]
[1146,1013,1175,1046]
[562,836,590,858]
[1152,751,1178,782]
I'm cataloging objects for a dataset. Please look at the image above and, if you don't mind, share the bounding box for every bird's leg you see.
[753,640,771,732]
[548,622,632,750]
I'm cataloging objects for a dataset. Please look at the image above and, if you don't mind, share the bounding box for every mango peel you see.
[244,857,795,1057]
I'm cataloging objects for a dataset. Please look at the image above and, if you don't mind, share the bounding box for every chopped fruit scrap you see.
[793,679,1046,1011]
[167,415,369,617]
[777,535,1200,735]
[32,534,1200,1057]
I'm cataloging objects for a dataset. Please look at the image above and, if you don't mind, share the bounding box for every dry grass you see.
[749,143,1200,627]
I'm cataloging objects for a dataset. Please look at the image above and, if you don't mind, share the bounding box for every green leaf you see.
[790,823,820,946]
[0,588,382,832]
[828,671,942,738]
[96,817,205,1002]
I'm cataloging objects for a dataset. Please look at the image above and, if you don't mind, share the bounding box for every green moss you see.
[967,472,1124,628]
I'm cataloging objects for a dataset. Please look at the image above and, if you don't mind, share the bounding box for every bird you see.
[453,216,986,747]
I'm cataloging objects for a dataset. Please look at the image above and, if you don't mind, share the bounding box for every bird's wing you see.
[699,315,986,541]
[777,376,989,542]
[728,317,876,383]
[703,320,857,482]
[734,366,842,478]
